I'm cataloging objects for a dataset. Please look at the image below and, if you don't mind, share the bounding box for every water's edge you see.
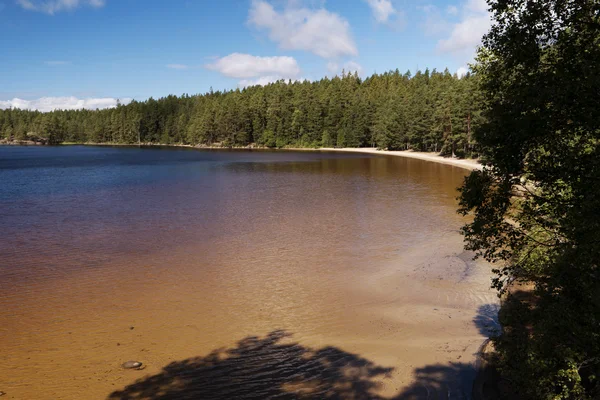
[0,141,482,171]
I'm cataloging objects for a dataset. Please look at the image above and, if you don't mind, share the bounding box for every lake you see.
[0,145,497,399]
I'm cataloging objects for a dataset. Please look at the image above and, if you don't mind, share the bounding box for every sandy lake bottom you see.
[0,146,498,399]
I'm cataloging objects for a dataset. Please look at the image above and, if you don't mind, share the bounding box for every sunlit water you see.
[0,146,497,399]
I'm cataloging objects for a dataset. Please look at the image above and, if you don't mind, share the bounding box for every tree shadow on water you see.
[472,304,501,338]
[110,305,501,399]
[396,303,501,400]
[393,362,478,400]
[108,330,394,400]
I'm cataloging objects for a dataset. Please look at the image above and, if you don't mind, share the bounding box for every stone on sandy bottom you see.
[122,361,143,369]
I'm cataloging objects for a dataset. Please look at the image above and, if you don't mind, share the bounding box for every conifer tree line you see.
[0,68,484,157]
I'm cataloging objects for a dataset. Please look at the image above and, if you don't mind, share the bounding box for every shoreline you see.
[313,147,482,171]
[1,141,482,171]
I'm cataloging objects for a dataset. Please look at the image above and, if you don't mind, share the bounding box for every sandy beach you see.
[316,148,483,171]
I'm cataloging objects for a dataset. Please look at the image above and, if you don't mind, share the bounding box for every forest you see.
[0,68,483,157]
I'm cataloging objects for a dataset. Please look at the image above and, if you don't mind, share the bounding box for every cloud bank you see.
[206,53,300,79]
[207,53,302,87]
[248,0,357,59]
[17,0,105,15]
[0,96,131,112]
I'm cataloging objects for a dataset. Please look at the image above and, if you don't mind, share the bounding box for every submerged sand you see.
[0,149,495,399]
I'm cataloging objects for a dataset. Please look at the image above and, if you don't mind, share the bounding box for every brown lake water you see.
[0,146,498,399]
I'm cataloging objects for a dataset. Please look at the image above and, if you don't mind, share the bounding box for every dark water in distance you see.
[0,145,492,399]
[0,145,465,282]
[1,146,376,273]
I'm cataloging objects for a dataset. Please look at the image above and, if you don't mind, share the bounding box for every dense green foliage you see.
[458,0,600,398]
[0,69,484,156]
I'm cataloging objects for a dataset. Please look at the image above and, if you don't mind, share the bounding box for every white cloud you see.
[365,0,396,23]
[456,66,469,78]
[17,0,105,15]
[436,0,491,60]
[206,53,301,79]
[0,96,131,112]
[44,60,71,66]
[438,14,491,55]
[166,64,189,70]
[248,0,357,59]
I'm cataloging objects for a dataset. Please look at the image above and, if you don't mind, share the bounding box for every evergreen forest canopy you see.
[0,68,484,157]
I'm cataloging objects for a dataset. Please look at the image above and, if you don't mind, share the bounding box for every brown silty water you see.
[0,146,498,399]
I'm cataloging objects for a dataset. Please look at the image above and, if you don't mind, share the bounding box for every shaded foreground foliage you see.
[458,0,600,398]
[108,330,482,400]
[0,69,483,156]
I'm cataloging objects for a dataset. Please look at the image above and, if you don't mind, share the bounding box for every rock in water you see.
[122,361,143,369]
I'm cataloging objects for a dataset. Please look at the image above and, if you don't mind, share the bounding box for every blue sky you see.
[0,0,491,111]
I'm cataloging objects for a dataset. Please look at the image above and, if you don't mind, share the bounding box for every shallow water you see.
[0,146,497,399]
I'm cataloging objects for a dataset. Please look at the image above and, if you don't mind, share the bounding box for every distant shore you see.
[90,142,484,171]
[1,140,482,171]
